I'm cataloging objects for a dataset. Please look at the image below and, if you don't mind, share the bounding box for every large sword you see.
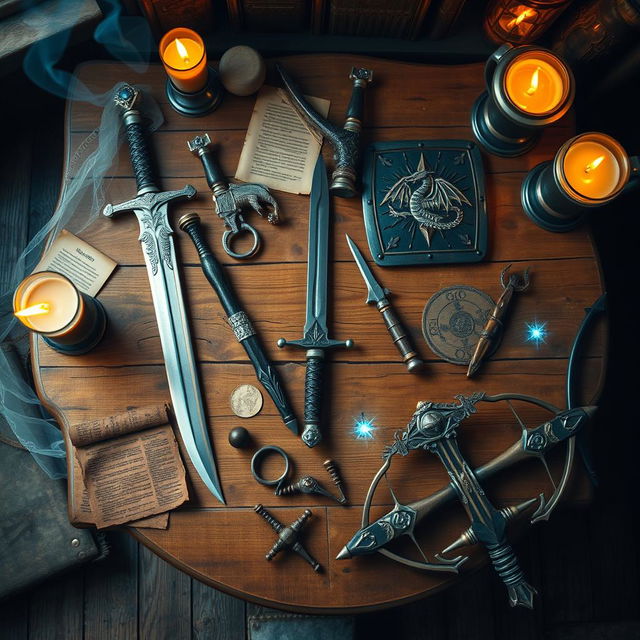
[103,84,224,504]
[277,156,353,447]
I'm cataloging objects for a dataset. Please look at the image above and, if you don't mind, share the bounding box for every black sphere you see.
[228,426,251,449]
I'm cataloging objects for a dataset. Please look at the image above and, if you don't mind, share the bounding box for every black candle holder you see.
[166,66,224,118]
[471,44,574,158]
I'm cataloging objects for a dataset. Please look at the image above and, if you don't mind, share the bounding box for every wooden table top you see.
[33,55,606,613]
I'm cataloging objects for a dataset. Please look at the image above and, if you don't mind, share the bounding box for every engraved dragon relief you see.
[381,153,471,248]
[138,207,174,275]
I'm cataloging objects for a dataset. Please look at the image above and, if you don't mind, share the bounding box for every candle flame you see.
[15,303,50,318]
[584,155,605,173]
[175,38,190,64]
[526,66,541,96]
[507,8,534,28]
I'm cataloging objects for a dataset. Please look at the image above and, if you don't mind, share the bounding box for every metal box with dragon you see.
[361,140,488,266]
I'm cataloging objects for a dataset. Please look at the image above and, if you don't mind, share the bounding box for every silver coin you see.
[230,384,263,418]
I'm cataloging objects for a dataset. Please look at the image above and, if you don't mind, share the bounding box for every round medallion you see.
[421,285,500,365]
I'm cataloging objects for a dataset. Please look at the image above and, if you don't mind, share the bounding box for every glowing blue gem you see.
[352,412,376,440]
[525,321,547,347]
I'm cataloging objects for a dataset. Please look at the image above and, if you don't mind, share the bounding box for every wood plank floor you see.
[1,67,639,639]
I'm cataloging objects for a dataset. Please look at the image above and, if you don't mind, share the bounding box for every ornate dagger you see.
[187,133,280,260]
[467,264,530,377]
[103,84,224,504]
[276,64,373,198]
[277,156,353,447]
[178,212,298,435]
[345,234,423,372]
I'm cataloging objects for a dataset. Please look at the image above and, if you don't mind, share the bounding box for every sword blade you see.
[302,156,331,338]
[135,206,225,504]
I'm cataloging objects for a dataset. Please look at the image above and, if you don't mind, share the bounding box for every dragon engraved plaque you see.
[362,140,487,266]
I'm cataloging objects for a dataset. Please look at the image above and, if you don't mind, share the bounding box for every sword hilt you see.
[277,336,353,448]
[187,133,228,195]
[114,84,158,194]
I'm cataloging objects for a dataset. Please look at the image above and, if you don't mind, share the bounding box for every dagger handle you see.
[180,213,298,434]
[200,148,227,193]
[376,299,423,373]
[123,116,157,193]
[302,349,324,447]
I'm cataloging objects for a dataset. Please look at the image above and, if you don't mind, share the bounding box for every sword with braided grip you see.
[103,84,224,504]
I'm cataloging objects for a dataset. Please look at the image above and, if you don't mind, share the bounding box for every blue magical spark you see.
[525,321,548,347]
[352,412,376,440]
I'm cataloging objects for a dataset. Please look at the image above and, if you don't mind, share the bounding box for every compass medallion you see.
[362,140,487,266]
[422,285,500,365]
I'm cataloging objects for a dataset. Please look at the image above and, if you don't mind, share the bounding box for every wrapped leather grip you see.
[302,353,324,447]
[181,218,237,314]
[378,300,423,372]
[199,151,226,191]
[125,121,156,193]
[346,84,364,121]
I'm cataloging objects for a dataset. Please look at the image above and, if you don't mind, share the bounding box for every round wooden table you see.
[33,55,606,613]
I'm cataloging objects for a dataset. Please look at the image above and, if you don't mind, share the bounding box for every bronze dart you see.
[346,234,423,372]
[467,264,530,377]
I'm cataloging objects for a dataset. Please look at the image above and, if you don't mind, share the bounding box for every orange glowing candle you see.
[14,272,82,335]
[159,28,207,93]
[562,135,625,200]
[504,53,566,115]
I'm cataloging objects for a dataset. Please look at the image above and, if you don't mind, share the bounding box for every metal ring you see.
[251,445,290,487]
[222,223,260,260]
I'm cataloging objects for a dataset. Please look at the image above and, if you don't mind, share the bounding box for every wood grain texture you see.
[84,533,138,640]
[33,55,606,612]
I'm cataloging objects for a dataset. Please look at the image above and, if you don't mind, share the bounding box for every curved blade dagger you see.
[103,84,224,504]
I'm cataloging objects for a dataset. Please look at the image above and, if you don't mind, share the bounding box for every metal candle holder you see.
[165,67,223,118]
[521,132,640,232]
[471,44,574,157]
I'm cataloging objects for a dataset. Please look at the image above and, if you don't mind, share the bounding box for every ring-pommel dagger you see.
[187,133,280,260]
[345,234,423,372]
[178,212,298,435]
[103,84,225,504]
[278,156,353,447]
[276,64,373,198]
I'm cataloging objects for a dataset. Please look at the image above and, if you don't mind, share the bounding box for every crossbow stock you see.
[338,295,605,609]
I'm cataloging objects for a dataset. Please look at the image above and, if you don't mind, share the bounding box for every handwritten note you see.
[235,85,330,195]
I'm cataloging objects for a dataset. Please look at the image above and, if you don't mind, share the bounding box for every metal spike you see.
[441,527,477,555]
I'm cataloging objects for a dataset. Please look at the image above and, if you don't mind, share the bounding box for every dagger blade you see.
[135,204,225,504]
[345,234,388,304]
[302,156,331,339]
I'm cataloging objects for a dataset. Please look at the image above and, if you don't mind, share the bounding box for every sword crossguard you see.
[103,185,197,218]
[277,337,354,350]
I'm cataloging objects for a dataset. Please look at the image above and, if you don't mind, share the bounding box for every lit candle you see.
[521,132,634,232]
[159,28,207,94]
[505,55,564,114]
[563,140,621,200]
[13,272,107,354]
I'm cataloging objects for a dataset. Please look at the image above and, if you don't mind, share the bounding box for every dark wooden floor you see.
[1,62,640,640]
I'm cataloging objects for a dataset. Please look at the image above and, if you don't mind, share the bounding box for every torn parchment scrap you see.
[35,229,117,296]
[235,85,330,195]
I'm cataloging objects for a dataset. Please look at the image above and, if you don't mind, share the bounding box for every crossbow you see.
[337,295,605,609]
